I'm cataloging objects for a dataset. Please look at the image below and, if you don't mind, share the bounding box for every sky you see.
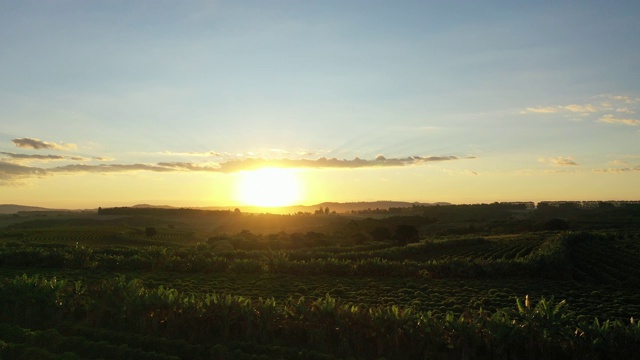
[1,0,639,209]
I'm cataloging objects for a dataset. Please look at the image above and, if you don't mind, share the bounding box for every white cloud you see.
[521,106,559,114]
[522,95,640,129]
[609,160,629,166]
[538,157,579,166]
[561,104,598,113]
[599,114,640,126]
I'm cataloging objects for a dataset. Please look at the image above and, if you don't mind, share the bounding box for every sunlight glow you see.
[235,168,304,207]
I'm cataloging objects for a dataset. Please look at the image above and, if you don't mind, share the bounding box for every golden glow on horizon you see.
[235,167,305,207]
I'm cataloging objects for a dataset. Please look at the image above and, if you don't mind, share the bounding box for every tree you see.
[543,218,569,231]
[350,232,369,245]
[370,226,392,242]
[145,227,157,238]
[393,225,419,246]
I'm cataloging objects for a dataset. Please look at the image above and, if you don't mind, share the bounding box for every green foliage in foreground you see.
[1,274,639,359]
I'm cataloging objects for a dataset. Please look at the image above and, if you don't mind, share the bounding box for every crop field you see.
[1,204,640,359]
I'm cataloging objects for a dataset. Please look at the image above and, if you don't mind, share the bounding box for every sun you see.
[235,167,304,207]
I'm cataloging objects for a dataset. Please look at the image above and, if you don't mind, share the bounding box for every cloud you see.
[522,95,640,123]
[598,114,640,126]
[0,152,91,162]
[539,157,579,166]
[609,160,629,166]
[0,154,470,184]
[1,152,66,161]
[156,150,221,157]
[561,104,598,113]
[521,106,559,114]
[12,138,77,150]
[0,161,47,185]
[543,169,578,174]
[608,95,635,103]
[93,156,114,161]
[214,155,462,173]
[593,166,640,173]
[156,162,221,171]
[522,104,598,115]
[48,163,177,174]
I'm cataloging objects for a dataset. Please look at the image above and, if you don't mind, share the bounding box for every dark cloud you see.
[0,152,90,162]
[49,163,176,173]
[215,155,461,173]
[594,166,640,173]
[554,158,578,166]
[1,152,66,160]
[156,162,220,171]
[0,154,470,184]
[0,161,47,184]
[12,138,77,150]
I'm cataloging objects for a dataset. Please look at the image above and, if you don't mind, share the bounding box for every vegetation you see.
[0,201,639,358]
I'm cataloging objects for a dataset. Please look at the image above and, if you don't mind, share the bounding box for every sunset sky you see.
[1,1,639,209]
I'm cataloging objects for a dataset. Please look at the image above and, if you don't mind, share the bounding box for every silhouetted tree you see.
[543,218,569,231]
[145,227,157,238]
[393,224,419,246]
[370,226,392,242]
[350,232,369,245]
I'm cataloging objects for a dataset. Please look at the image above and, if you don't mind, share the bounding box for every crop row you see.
[568,232,640,284]
[0,322,336,360]
[1,231,638,285]
[0,233,567,279]
[1,274,640,359]
[15,228,196,246]
[1,265,637,322]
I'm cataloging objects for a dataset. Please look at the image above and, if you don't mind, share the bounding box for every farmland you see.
[0,202,639,359]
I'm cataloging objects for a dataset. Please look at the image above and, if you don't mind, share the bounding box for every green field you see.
[1,203,639,359]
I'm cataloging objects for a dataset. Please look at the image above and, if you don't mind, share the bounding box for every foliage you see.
[0,275,639,359]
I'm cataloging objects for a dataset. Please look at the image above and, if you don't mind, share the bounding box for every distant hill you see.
[287,201,446,214]
[0,204,53,214]
[196,201,449,214]
[131,204,176,209]
[3,201,448,216]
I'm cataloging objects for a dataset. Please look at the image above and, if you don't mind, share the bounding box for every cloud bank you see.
[0,154,470,184]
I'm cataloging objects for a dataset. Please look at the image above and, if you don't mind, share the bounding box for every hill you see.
[197,201,448,214]
[0,204,53,214]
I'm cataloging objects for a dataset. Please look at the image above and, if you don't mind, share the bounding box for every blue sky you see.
[1,1,639,208]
